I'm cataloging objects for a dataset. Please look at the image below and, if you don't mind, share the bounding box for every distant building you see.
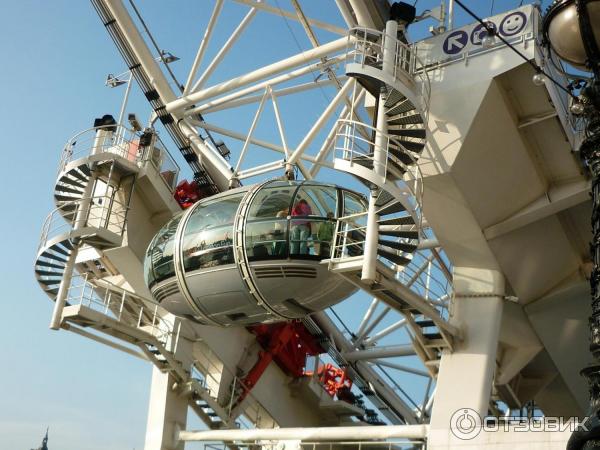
[31,428,48,450]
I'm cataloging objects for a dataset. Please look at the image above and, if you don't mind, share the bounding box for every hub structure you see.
[34,1,593,449]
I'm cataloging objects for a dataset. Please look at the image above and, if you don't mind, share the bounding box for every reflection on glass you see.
[145,213,183,287]
[294,184,338,218]
[343,191,367,216]
[248,184,297,219]
[184,226,234,270]
[246,220,288,260]
[182,193,243,271]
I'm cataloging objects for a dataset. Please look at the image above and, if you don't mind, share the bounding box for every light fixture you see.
[481,33,496,49]
[542,2,600,449]
[543,0,600,70]
[160,50,180,64]
[106,73,127,88]
[128,113,143,132]
[532,72,546,86]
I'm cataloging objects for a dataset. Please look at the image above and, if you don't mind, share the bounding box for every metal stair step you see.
[45,287,59,296]
[77,165,91,177]
[50,243,72,257]
[386,98,414,116]
[377,248,411,266]
[38,278,62,287]
[378,240,417,253]
[378,216,415,226]
[388,147,415,165]
[35,269,63,277]
[54,184,85,195]
[375,190,395,207]
[54,194,80,203]
[384,89,406,109]
[379,229,418,239]
[40,251,68,263]
[351,155,374,169]
[36,260,65,270]
[389,128,426,139]
[389,139,425,153]
[387,114,423,126]
[415,319,435,328]
[61,174,87,189]
[423,332,442,340]
[377,201,406,216]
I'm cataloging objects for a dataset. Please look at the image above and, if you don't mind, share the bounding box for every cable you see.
[453,0,577,100]
[273,0,333,106]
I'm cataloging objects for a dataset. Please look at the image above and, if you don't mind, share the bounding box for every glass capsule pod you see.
[144,180,367,326]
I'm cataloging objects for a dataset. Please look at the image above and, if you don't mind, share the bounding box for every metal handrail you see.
[190,342,271,428]
[66,273,178,345]
[347,27,431,119]
[58,124,140,174]
[38,195,129,253]
[57,124,180,191]
[333,118,424,226]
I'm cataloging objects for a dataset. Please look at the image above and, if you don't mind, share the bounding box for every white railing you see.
[58,125,180,191]
[38,195,129,253]
[190,342,274,428]
[347,27,431,119]
[66,273,179,345]
[201,440,424,450]
[333,118,424,221]
[329,211,369,263]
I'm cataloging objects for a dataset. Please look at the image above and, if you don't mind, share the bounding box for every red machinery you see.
[306,363,353,398]
[234,322,353,406]
[174,179,216,208]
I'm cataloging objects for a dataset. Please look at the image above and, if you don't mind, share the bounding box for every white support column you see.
[361,20,397,283]
[428,267,505,443]
[144,337,192,450]
[49,245,79,330]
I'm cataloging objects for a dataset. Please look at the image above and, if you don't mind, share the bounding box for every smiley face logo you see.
[499,12,527,37]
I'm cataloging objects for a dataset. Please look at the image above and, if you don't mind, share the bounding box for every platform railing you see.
[38,195,129,252]
[201,440,424,450]
[57,125,180,191]
[65,273,178,345]
[333,119,424,220]
[58,124,141,173]
[191,343,272,428]
[348,27,431,118]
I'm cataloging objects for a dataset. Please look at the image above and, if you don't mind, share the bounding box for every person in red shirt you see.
[291,199,313,255]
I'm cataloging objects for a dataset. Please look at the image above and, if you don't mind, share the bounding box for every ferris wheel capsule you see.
[144,179,368,326]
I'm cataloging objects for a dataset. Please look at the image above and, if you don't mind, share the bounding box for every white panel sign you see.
[414,5,535,66]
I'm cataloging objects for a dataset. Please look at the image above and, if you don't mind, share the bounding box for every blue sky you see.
[0,1,548,449]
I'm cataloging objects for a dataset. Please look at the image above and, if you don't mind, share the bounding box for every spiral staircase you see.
[328,25,459,376]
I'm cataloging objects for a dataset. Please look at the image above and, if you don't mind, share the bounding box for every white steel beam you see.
[233,90,269,177]
[483,179,591,240]
[335,0,358,27]
[184,55,346,117]
[183,0,224,94]
[342,345,416,361]
[200,79,338,114]
[192,120,334,168]
[178,424,428,442]
[287,78,354,166]
[101,0,233,191]
[231,0,347,36]
[372,359,430,378]
[190,4,259,93]
[314,312,419,423]
[309,84,366,178]
[167,37,348,113]
[363,319,408,346]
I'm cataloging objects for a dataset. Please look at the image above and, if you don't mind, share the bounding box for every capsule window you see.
[181,193,243,271]
[145,213,184,288]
